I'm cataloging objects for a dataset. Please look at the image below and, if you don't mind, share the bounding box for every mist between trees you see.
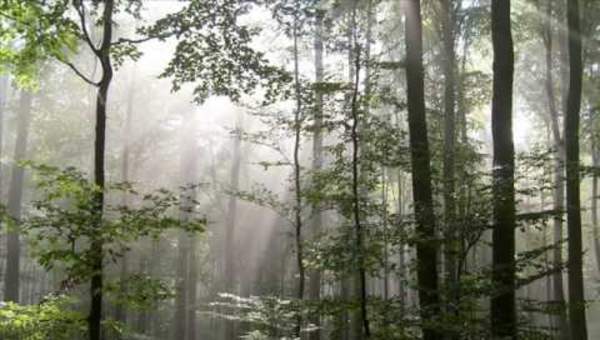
[0,0,599,339]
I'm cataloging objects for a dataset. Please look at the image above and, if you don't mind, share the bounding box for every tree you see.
[565,0,587,337]
[404,1,441,339]
[439,0,459,322]
[114,68,136,331]
[348,1,370,338]
[308,6,325,340]
[4,90,33,302]
[490,0,516,338]
[224,117,241,340]
[539,0,569,336]
[291,3,306,337]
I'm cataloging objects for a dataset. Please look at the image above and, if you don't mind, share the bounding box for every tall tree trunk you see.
[381,168,389,329]
[291,2,305,337]
[175,115,199,340]
[348,2,370,337]
[396,173,406,316]
[440,1,458,325]
[404,1,441,339]
[308,7,325,340]
[187,234,199,339]
[0,76,6,283]
[114,71,135,331]
[0,76,7,193]
[565,0,587,338]
[89,1,114,339]
[593,146,599,273]
[4,90,33,303]
[224,121,241,340]
[175,228,190,339]
[541,1,569,336]
[490,0,516,338]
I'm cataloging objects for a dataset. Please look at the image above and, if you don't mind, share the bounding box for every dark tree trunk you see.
[565,0,587,338]
[4,90,33,303]
[308,8,325,340]
[348,2,369,337]
[404,1,441,339]
[291,2,306,337]
[490,0,516,338]
[88,1,114,339]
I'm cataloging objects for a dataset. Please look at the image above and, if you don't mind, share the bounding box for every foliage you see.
[0,0,78,87]
[148,0,293,104]
[0,295,85,339]
[18,162,205,287]
[210,293,303,339]
[105,274,175,311]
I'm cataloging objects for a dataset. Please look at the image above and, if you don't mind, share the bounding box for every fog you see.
[0,0,599,339]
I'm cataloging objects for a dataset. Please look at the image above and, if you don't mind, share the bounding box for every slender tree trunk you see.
[187,234,199,339]
[396,173,406,316]
[175,116,199,340]
[440,1,459,326]
[175,233,189,339]
[490,0,516,338]
[541,1,569,336]
[114,71,135,331]
[565,0,587,338]
[404,2,441,339]
[593,147,600,273]
[348,2,370,337]
[4,90,33,303]
[381,167,390,330]
[224,122,241,340]
[0,76,6,283]
[0,76,6,194]
[308,7,325,340]
[89,1,114,339]
[291,2,305,337]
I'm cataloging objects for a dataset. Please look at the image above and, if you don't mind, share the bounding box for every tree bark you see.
[175,230,189,340]
[565,0,587,338]
[88,1,114,339]
[348,2,370,337]
[404,1,441,339]
[308,7,325,340]
[4,90,33,303]
[593,146,599,273]
[175,114,200,340]
[541,1,569,336]
[490,0,516,338]
[187,233,199,339]
[114,70,135,332]
[224,120,241,340]
[291,2,305,337]
[440,1,458,323]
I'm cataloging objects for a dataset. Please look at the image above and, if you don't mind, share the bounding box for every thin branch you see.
[72,0,100,55]
[111,31,176,46]
[58,57,100,86]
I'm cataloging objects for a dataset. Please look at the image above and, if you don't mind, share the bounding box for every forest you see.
[0,0,598,339]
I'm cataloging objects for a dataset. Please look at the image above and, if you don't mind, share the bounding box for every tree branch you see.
[111,31,177,46]
[58,58,100,87]
[72,0,100,56]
